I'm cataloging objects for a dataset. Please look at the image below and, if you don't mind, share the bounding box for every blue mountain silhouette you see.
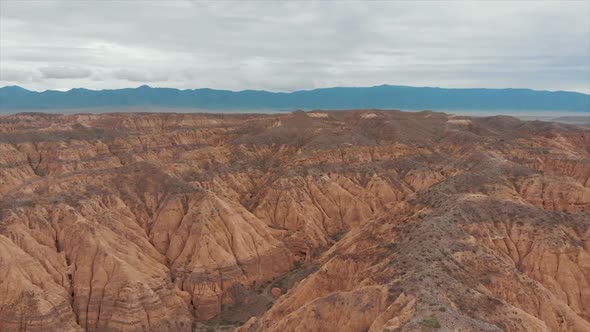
[1,85,588,112]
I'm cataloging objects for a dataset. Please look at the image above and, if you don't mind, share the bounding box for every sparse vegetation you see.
[380,242,397,251]
[330,231,346,242]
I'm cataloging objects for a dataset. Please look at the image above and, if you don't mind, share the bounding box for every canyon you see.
[0,109,589,331]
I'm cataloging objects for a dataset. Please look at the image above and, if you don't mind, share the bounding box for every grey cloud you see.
[0,1,588,93]
[0,68,38,82]
[40,66,92,79]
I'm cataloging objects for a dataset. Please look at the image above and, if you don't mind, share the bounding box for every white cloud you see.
[112,68,168,82]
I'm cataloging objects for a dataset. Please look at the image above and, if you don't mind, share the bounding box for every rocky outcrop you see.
[1,110,589,331]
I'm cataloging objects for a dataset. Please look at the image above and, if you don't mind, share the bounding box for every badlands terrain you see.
[0,109,589,332]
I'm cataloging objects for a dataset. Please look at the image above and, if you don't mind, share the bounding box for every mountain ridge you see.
[1,84,589,112]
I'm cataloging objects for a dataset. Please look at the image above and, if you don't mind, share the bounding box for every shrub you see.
[421,317,441,329]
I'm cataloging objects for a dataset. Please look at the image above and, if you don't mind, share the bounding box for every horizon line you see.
[1,84,589,96]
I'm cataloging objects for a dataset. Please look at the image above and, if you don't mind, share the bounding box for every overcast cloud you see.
[0,1,589,93]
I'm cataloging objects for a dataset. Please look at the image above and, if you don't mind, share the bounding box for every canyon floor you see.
[0,110,589,332]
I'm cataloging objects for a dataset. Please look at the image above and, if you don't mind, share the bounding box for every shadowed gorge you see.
[0,110,589,332]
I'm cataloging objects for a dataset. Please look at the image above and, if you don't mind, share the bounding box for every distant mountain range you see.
[0,85,588,113]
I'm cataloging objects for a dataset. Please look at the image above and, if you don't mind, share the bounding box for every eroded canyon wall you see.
[0,110,588,331]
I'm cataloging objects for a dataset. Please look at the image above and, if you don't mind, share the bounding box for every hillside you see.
[0,110,589,331]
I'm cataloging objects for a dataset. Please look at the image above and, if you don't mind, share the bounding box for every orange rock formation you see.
[0,110,588,331]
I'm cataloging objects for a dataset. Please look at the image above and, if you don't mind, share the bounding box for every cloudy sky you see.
[1,1,589,93]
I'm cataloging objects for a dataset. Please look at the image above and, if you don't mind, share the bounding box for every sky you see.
[1,1,589,93]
